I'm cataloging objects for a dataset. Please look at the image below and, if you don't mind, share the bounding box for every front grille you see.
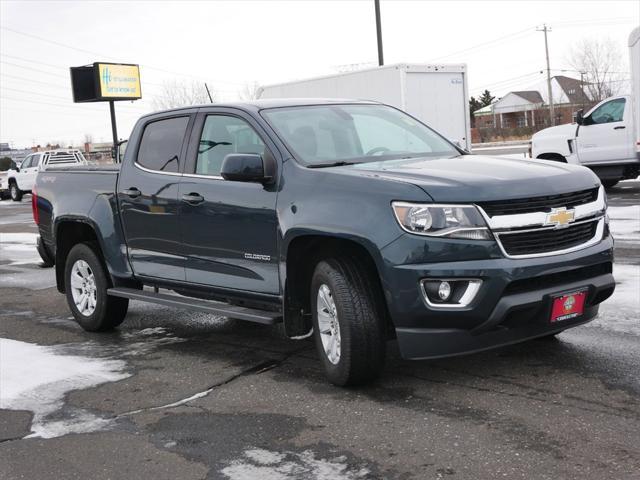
[479,188,598,217]
[498,220,598,256]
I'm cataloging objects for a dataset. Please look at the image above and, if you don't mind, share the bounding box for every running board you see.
[107,287,282,325]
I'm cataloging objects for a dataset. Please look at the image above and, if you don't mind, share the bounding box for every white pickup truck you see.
[531,27,640,188]
[531,95,639,188]
[6,149,87,201]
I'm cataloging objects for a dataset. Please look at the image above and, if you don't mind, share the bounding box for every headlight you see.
[392,202,493,240]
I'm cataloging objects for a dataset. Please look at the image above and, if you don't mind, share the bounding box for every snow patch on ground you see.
[221,448,370,480]
[608,205,640,241]
[0,338,130,438]
[0,232,40,265]
[592,263,640,336]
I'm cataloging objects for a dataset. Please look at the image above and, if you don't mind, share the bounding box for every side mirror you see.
[15,167,20,172]
[576,109,584,125]
[221,153,270,183]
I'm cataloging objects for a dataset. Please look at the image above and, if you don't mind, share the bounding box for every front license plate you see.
[550,289,588,323]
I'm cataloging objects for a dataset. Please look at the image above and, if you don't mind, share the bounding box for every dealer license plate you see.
[550,289,588,323]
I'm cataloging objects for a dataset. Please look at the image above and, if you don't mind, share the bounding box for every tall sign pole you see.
[375,0,384,66]
[538,24,555,126]
[109,101,118,158]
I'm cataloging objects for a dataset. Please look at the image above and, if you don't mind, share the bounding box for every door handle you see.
[613,126,625,130]
[123,187,141,198]
[181,192,204,205]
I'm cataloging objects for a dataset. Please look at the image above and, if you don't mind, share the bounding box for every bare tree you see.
[240,81,262,100]
[83,133,93,144]
[567,37,626,102]
[152,80,214,110]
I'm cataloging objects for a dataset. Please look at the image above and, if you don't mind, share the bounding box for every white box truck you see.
[531,26,640,188]
[258,63,472,151]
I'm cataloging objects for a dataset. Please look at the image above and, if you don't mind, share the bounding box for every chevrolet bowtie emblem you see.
[545,207,575,227]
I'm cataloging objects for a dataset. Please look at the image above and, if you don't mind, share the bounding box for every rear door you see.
[577,97,633,164]
[118,114,193,281]
[404,70,469,149]
[178,109,280,294]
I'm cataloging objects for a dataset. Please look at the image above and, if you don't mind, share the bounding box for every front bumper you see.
[381,235,615,360]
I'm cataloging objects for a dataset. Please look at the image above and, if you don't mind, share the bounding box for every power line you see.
[0,73,69,89]
[0,95,143,116]
[0,25,246,86]
[0,86,150,113]
[0,60,68,78]
[472,71,542,92]
[427,27,535,62]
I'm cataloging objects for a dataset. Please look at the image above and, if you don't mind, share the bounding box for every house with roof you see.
[473,75,592,133]
[474,90,545,130]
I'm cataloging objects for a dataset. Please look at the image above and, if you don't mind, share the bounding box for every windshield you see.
[262,104,458,166]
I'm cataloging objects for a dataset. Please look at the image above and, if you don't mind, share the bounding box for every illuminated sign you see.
[70,62,142,102]
[97,63,141,99]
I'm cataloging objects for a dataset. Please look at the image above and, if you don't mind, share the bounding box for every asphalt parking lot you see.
[1,181,639,480]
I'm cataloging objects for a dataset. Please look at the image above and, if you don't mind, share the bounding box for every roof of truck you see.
[142,98,380,118]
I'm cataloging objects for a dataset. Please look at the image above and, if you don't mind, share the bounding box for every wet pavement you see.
[0,181,639,480]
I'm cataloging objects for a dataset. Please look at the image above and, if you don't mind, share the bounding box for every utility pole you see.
[537,24,555,125]
[374,0,384,66]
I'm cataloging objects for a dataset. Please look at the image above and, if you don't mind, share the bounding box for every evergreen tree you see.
[479,90,495,107]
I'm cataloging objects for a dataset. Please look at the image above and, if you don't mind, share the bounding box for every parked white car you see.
[7,150,87,201]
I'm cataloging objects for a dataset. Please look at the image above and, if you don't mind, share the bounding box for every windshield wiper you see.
[306,161,359,168]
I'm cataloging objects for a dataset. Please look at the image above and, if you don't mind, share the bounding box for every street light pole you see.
[374,0,384,66]
[538,24,555,126]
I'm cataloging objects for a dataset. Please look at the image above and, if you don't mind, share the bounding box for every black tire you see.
[64,243,128,331]
[310,257,386,386]
[9,182,22,201]
[602,179,619,189]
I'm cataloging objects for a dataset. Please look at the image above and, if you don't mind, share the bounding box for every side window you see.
[137,116,190,173]
[589,98,625,124]
[196,115,266,176]
[21,156,32,169]
[32,154,41,167]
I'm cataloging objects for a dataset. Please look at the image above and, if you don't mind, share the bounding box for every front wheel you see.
[10,183,22,201]
[311,257,386,386]
[64,243,128,331]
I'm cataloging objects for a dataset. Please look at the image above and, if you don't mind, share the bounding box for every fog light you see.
[421,279,482,308]
[438,281,451,300]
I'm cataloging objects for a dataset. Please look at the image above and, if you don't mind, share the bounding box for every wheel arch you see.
[54,218,106,293]
[536,152,567,162]
[282,232,392,338]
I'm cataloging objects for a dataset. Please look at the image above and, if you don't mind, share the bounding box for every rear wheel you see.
[310,257,386,386]
[64,243,128,331]
[9,183,22,201]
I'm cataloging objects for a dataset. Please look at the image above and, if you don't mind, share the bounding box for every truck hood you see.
[333,155,600,202]
[532,123,576,141]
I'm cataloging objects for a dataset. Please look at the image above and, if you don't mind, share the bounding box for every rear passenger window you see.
[196,115,266,176]
[137,117,189,173]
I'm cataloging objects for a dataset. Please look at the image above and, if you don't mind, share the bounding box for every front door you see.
[19,154,40,191]
[118,114,192,281]
[178,110,280,294]
[577,97,632,165]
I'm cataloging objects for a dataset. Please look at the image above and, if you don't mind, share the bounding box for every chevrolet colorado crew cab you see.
[34,99,615,386]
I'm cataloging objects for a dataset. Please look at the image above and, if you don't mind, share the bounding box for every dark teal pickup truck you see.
[33,99,615,386]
